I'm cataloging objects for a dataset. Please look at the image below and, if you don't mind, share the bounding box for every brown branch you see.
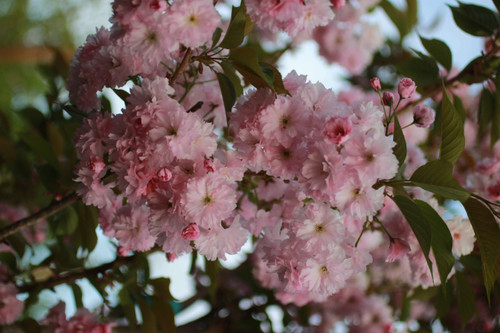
[18,255,136,294]
[170,48,193,85]
[0,192,79,242]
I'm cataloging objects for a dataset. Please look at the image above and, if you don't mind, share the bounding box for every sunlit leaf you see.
[440,87,465,164]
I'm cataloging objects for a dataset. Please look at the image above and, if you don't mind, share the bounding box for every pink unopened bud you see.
[398,78,416,99]
[386,238,411,263]
[181,223,200,240]
[150,0,167,11]
[157,167,172,182]
[370,77,381,91]
[330,0,346,9]
[166,253,178,262]
[382,92,394,106]
[204,159,216,173]
[413,104,435,128]
[117,246,130,257]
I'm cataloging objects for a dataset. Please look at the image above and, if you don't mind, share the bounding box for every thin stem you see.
[18,255,136,294]
[355,219,370,247]
[170,48,193,85]
[0,193,79,242]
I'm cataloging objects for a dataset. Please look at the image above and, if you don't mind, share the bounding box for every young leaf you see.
[420,36,453,71]
[230,47,273,89]
[219,4,247,49]
[410,160,470,202]
[449,2,498,37]
[492,68,500,147]
[393,115,407,167]
[220,61,243,97]
[440,87,465,164]
[211,27,223,48]
[260,62,290,95]
[478,88,494,132]
[455,271,477,326]
[392,195,432,272]
[462,197,500,301]
[415,200,455,287]
[216,72,237,114]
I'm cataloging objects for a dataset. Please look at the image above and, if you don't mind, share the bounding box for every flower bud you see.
[182,223,200,240]
[157,167,172,182]
[382,92,394,106]
[386,238,410,263]
[370,77,381,91]
[117,246,130,257]
[204,159,216,173]
[87,156,106,174]
[413,104,435,128]
[330,0,346,9]
[398,78,416,99]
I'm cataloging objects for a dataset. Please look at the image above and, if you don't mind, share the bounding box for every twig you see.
[170,48,193,85]
[18,255,136,294]
[0,192,79,242]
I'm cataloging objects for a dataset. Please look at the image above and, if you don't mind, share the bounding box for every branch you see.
[18,255,136,294]
[0,192,79,242]
[170,48,192,85]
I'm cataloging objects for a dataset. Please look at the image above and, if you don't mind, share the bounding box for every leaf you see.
[22,129,60,171]
[420,36,452,71]
[392,195,432,272]
[151,295,176,333]
[435,279,454,319]
[397,57,439,87]
[18,318,41,333]
[380,0,409,39]
[260,62,290,95]
[230,47,273,89]
[137,295,156,333]
[112,89,130,102]
[46,123,64,158]
[119,287,137,327]
[74,203,98,252]
[449,3,498,37]
[415,200,455,287]
[71,283,84,309]
[217,72,236,114]
[478,89,494,132]
[150,278,174,301]
[393,115,407,167]
[440,87,465,164]
[0,220,26,257]
[205,259,220,301]
[0,252,16,272]
[211,27,223,48]
[494,0,500,12]
[492,68,500,147]
[410,160,470,201]
[219,4,248,49]
[455,271,477,326]
[462,197,500,301]
[49,206,78,236]
[220,61,243,97]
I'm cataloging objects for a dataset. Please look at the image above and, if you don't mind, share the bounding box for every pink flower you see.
[113,204,156,251]
[157,167,172,182]
[181,223,200,240]
[195,217,248,260]
[322,116,353,144]
[0,283,23,324]
[413,104,435,128]
[386,238,411,263]
[370,77,381,91]
[398,78,416,99]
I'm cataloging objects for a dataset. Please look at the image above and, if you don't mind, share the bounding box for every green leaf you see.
[435,279,454,318]
[74,203,98,252]
[205,259,220,301]
[260,62,290,95]
[46,123,64,158]
[151,295,176,333]
[219,4,248,49]
[397,57,439,87]
[119,288,137,328]
[0,252,16,272]
[410,160,470,202]
[478,89,494,132]
[220,61,243,97]
[71,283,84,309]
[49,206,78,236]
[380,0,409,39]
[216,72,236,114]
[492,69,500,147]
[494,0,500,12]
[440,87,465,164]
[415,200,455,287]
[393,115,407,167]
[455,271,477,326]
[392,195,432,272]
[420,36,452,71]
[449,3,499,37]
[150,278,174,301]
[18,318,41,333]
[112,89,131,102]
[137,295,156,333]
[462,197,500,301]
[0,220,26,257]
[211,27,223,48]
[230,47,273,89]
[23,129,60,171]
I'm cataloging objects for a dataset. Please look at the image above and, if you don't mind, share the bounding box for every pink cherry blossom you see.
[386,238,411,263]
[398,77,416,99]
